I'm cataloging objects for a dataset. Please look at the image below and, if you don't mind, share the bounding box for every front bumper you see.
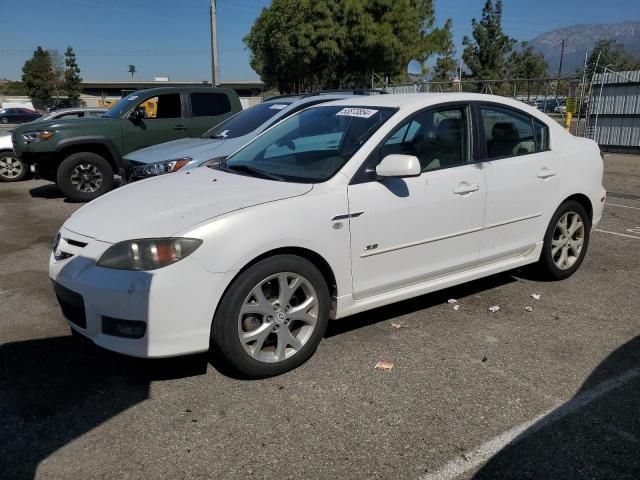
[49,228,229,358]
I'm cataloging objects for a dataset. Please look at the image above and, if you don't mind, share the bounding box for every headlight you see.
[131,157,192,178]
[97,238,202,271]
[198,156,227,168]
[22,130,54,143]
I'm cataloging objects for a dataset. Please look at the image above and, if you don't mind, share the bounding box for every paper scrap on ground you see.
[447,299,458,304]
[524,306,533,312]
[531,293,541,300]
[391,322,402,329]
[453,304,460,311]
[375,360,394,372]
[489,305,500,313]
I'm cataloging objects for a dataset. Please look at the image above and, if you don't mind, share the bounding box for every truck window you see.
[190,92,231,117]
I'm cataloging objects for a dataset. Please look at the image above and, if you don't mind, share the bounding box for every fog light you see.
[102,316,146,339]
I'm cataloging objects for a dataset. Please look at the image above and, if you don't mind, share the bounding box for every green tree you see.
[64,46,83,106]
[22,46,55,109]
[462,0,515,88]
[431,19,457,83]
[507,41,548,99]
[584,39,640,78]
[244,0,451,91]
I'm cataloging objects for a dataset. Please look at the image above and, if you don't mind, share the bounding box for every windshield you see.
[202,101,293,139]
[218,105,396,183]
[102,92,141,118]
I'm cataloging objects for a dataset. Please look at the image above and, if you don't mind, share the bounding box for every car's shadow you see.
[0,335,207,480]
[325,271,517,337]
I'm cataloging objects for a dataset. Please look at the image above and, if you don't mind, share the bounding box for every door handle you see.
[173,124,187,131]
[453,183,480,195]
[537,168,557,179]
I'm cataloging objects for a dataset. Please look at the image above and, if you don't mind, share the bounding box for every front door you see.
[347,105,486,299]
[121,93,187,154]
[477,104,558,262]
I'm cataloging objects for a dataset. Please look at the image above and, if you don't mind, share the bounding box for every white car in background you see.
[50,93,605,377]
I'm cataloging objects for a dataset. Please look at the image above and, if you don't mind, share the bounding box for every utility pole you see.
[209,0,220,86]
[557,38,565,78]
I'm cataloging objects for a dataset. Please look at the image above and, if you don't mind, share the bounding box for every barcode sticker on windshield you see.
[269,104,288,110]
[336,108,378,118]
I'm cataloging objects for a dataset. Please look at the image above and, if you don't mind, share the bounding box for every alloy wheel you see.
[238,272,319,363]
[70,163,103,193]
[0,155,23,180]
[551,211,585,270]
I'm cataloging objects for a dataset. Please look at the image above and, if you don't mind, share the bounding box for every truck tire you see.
[0,150,29,182]
[57,152,115,202]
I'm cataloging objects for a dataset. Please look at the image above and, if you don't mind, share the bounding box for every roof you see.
[313,92,553,117]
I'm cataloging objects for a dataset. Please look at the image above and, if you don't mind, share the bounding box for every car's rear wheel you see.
[57,152,114,202]
[0,151,29,182]
[211,255,330,378]
[538,200,590,280]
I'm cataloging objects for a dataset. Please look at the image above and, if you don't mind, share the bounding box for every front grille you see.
[53,282,86,329]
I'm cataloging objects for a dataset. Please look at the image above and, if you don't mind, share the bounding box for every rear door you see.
[121,93,186,154]
[186,91,235,137]
[478,103,557,262]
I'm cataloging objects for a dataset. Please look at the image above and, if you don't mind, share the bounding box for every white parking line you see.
[595,229,640,240]
[419,367,640,480]
[605,202,640,211]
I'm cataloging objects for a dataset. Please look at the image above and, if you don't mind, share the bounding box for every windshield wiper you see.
[225,163,284,181]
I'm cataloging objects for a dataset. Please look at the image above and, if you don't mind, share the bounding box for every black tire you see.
[0,150,29,182]
[538,200,591,280]
[56,152,115,202]
[211,255,330,378]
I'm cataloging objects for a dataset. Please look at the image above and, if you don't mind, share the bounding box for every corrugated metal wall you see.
[589,70,640,150]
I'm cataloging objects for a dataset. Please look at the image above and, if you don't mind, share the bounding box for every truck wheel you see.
[0,151,29,182]
[57,152,115,202]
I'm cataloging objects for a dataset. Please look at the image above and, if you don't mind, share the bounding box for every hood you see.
[124,136,250,164]
[64,167,312,243]
[14,117,113,134]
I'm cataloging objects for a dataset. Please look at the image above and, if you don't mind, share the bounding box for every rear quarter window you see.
[190,92,232,117]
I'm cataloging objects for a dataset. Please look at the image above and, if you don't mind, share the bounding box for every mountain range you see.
[528,21,640,75]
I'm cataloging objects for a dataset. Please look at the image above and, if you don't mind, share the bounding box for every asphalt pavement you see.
[1,154,639,480]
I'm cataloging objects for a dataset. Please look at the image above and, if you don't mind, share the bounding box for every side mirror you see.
[129,107,145,122]
[375,154,421,178]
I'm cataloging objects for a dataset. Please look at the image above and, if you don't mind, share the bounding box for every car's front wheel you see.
[538,200,591,280]
[211,255,330,378]
[57,152,115,202]
[0,151,29,182]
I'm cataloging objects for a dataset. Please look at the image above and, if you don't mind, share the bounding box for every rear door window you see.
[480,105,548,159]
[190,92,232,117]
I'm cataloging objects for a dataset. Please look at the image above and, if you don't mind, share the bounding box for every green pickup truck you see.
[12,86,241,201]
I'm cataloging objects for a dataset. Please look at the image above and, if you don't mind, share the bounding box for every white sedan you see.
[50,93,605,377]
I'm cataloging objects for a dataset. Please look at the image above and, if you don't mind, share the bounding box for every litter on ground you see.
[453,304,460,311]
[489,305,500,313]
[531,293,541,300]
[447,299,458,304]
[524,306,533,312]
[390,322,402,329]
[375,360,394,372]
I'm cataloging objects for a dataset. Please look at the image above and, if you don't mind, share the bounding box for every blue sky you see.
[0,0,638,82]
